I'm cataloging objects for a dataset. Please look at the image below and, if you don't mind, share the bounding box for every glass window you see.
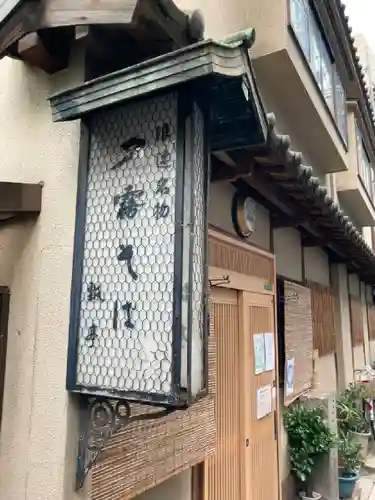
[356,124,364,178]
[356,123,375,204]
[321,42,334,115]
[290,0,310,59]
[334,70,348,143]
[289,0,347,144]
[309,12,323,87]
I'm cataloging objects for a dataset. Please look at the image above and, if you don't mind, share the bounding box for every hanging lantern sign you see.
[50,31,269,408]
[66,90,209,407]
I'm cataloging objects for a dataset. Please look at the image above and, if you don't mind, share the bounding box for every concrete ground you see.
[354,452,375,500]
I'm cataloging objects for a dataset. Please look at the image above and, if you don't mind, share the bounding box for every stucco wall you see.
[0,49,196,500]
[332,264,354,390]
[209,182,271,251]
[361,282,371,365]
[273,228,302,282]
[0,52,87,500]
[175,0,247,39]
[135,471,191,500]
[348,274,365,371]
[303,247,330,286]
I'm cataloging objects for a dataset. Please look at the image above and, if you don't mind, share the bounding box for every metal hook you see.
[209,275,231,287]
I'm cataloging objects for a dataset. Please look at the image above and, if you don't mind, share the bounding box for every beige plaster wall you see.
[135,471,191,500]
[367,286,375,363]
[353,345,366,371]
[0,51,195,500]
[348,274,365,371]
[208,181,271,251]
[303,247,330,286]
[363,227,373,249]
[175,0,247,39]
[332,264,354,390]
[334,109,358,192]
[0,52,87,500]
[361,282,371,365]
[273,228,302,282]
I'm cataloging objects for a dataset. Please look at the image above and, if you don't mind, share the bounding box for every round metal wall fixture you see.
[231,191,256,238]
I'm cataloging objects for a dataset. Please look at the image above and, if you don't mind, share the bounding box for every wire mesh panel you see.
[76,93,178,396]
[190,103,206,394]
[69,90,209,404]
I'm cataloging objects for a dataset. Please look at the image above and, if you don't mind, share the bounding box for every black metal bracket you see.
[209,275,231,287]
[76,396,174,490]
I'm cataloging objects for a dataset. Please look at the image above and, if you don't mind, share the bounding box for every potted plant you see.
[338,433,363,499]
[337,384,371,460]
[284,404,336,500]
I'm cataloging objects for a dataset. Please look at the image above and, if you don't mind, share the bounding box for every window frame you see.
[356,122,375,205]
[288,0,348,145]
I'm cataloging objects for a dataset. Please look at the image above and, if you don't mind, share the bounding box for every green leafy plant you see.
[284,404,336,497]
[337,384,370,435]
[338,434,363,476]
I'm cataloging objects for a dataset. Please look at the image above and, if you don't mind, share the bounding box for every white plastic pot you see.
[299,492,322,500]
[349,430,370,461]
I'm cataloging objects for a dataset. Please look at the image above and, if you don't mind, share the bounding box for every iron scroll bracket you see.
[76,396,175,490]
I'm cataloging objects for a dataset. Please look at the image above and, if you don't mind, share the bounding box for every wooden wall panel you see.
[208,232,274,284]
[205,290,240,500]
[307,281,335,357]
[350,296,364,346]
[246,296,278,500]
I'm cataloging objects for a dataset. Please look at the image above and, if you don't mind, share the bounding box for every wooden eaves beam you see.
[0,182,42,221]
[211,153,349,261]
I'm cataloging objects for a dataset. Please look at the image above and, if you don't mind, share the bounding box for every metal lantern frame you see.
[48,32,268,488]
[66,85,210,409]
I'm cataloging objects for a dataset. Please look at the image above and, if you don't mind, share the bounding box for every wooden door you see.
[205,230,279,500]
[205,286,242,500]
[240,291,278,500]
[205,287,279,500]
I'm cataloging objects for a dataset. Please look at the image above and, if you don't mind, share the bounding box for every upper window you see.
[290,0,348,143]
[356,123,375,204]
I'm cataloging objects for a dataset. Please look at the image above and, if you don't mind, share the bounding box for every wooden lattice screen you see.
[350,295,364,346]
[307,281,335,357]
[208,229,274,284]
[283,281,313,406]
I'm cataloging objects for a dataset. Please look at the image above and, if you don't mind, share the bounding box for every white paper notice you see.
[257,385,272,420]
[285,357,295,396]
[264,332,275,372]
[253,333,265,374]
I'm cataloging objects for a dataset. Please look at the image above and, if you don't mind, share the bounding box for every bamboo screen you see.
[284,280,313,406]
[307,281,336,357]
[350,295,364,346]
[92,306,216,500]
